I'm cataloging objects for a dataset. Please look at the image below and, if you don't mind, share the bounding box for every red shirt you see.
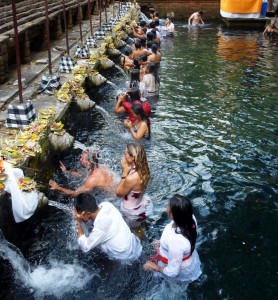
[122,100,151,123]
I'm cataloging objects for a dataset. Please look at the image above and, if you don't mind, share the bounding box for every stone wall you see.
[0,0,103,84]
[138,0,220,20]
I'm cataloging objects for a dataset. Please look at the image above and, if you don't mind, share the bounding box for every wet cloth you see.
[156,220,202,282]
[142,73,159,95]
[3,162,39,223]
[120,193,153,222]
[78,202,142,261]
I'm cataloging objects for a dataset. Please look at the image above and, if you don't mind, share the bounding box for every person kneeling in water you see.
[144,194,202,282]
[74,193,142,261]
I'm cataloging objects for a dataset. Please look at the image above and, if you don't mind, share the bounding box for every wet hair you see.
[146,40,154,49]
[129,69,140,89]
[134,41,141,50]
[139,20,147,27]
[126,143,150,191]
[140,54,148,63]
[146,32,154,41]
[198,10,204,16]
[154,19,160,26]
[169,194,197,254]
[140,38,146,47]
[151,28,157,38]
[133,57,141,69]
[131,103,151,139]
[127,87,141,103]
[149,21,156,29]
[151,43,158,54]
[75,193,98,213]
[125,48,133,56]
[146,62,159,85]
[84,150,99,169]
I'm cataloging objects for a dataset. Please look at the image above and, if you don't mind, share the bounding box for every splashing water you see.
[0,230,95,299]
[106,80,118,92]
[114,65,128,78]
[48,200,72,214]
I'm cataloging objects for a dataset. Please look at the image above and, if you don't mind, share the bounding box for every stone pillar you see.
[68,9,73,29]
[0,38,9,84]
[54,15,63,40]
[21,31,31,64]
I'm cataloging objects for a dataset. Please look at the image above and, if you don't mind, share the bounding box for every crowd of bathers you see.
[50,8,202,283]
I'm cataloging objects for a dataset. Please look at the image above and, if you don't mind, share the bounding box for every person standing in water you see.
[144,194,202,282]
[188,10,205,26]
[74,193,142,261]
[49,149,116,197]
[116,143,152,225]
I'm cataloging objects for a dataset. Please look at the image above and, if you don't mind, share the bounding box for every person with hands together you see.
[116,143,152,225]
[143,194,202,282]
[74,193,142,261]
[124,103,151,141]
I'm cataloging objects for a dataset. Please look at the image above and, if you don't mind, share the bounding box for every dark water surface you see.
[1,22,278,299]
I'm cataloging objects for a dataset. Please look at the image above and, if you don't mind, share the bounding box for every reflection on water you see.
[1,22,278,299]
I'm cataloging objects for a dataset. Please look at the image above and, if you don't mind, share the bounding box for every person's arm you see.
[59,161,83,178]
[116,156,137,197]
[75,211,113,252]
[188,14,194,25]
[49,177,94,198]
[114,95,127,113]
[124,120,148,141]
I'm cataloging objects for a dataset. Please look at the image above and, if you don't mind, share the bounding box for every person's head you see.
[146,62,156,74]
[149,21,156,29]
[133,57,141,69]
[140,54,148,63]
[146,40,153,49]
[140,38,146,47]
[198,10,204,16]
[130,68,140,82]
[167,194,197,254]
[146,32,154,41]
[125,143,150,190]
[154,19,160,27]
[125,48,133,57]
[74,193,98,222]
[134,41,141,50]
[166,17,172,23]
[80,150,99,170]
[127,87,141,103]
[139,20,147,28]
[151,28,157,38]
[151,43,158,54]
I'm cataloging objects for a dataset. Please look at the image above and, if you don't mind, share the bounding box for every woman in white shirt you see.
[74,193,142,261]
[142,62,160,96]
[144,194,202,282]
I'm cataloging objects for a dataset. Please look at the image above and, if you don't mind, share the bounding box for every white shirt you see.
[78,202,142,261]
[159,220,202,281]
[142,73,159,93]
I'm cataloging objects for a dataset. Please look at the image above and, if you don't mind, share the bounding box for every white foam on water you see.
[29,259,95,299]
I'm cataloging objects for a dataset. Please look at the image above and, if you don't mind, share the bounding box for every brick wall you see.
[137,0,221,20]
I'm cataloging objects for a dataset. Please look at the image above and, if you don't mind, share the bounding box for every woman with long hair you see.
[124,103,151,140]
[127,69,147,98]
[142,62,160,96]
[116,143,152,225]
[144,194,202,282]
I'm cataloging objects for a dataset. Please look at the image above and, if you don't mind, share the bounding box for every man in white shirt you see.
[74,193,142,261]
